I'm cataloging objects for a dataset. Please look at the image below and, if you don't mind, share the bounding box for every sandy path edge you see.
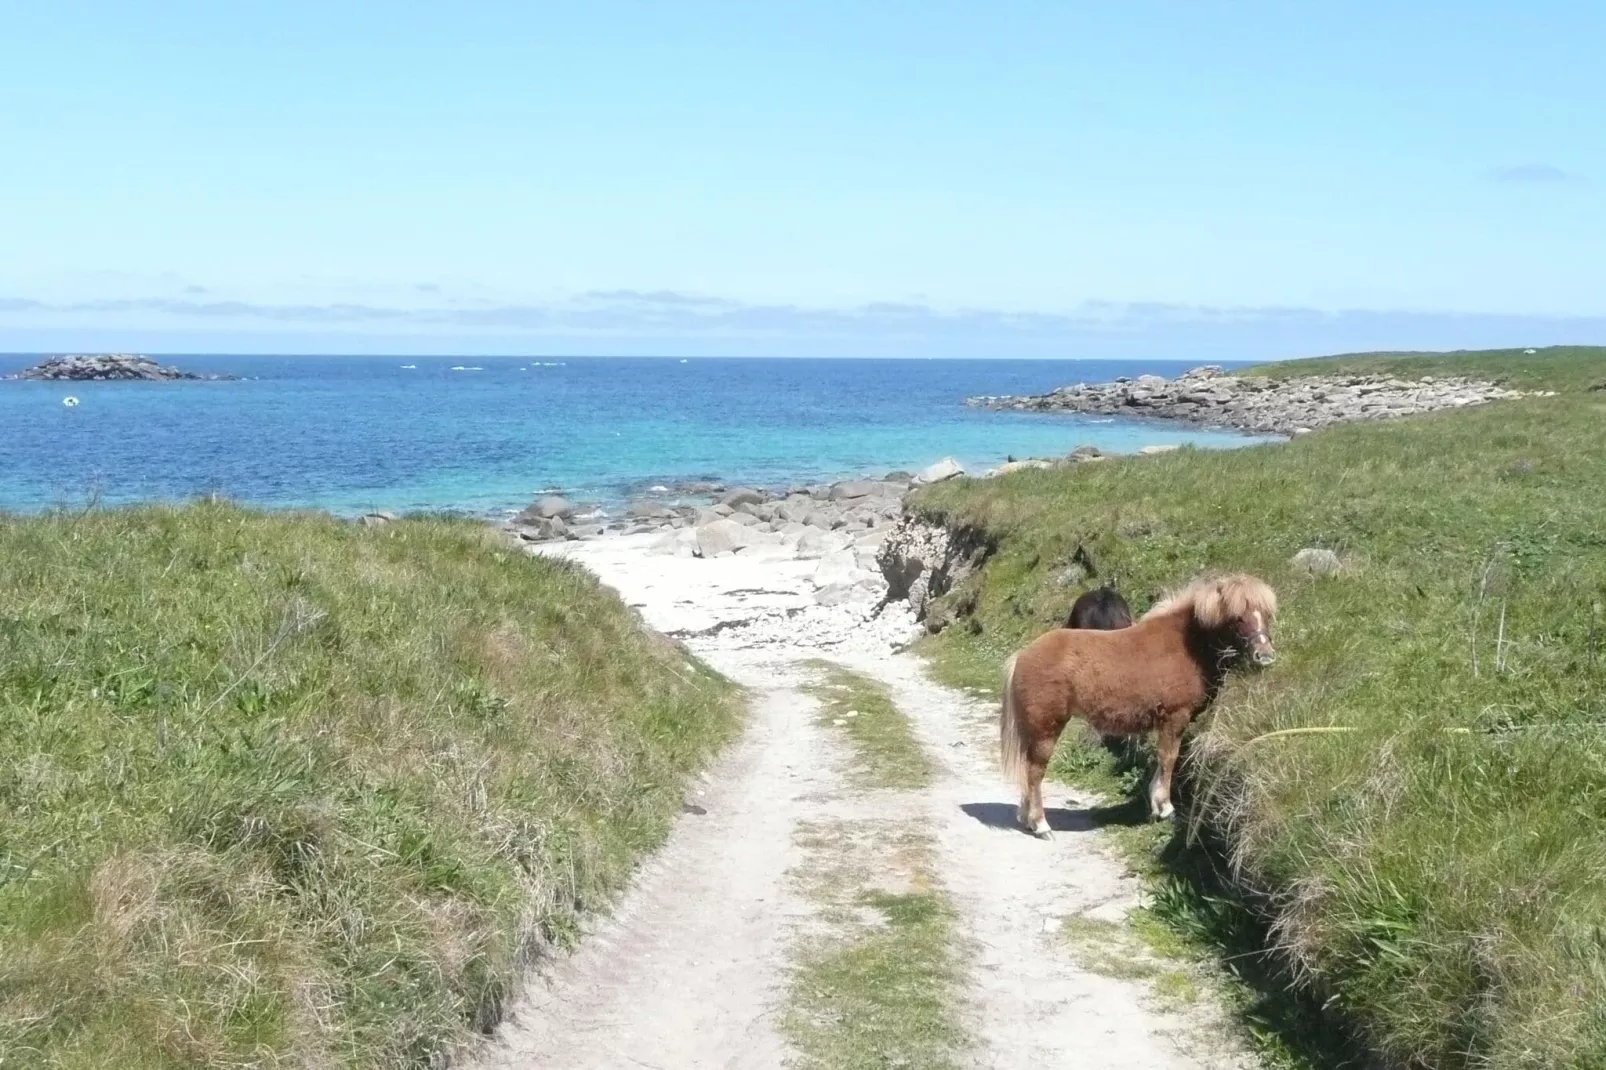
[467,657,830,1070]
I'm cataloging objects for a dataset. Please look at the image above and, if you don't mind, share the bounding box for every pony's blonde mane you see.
[1143,573,1277,629]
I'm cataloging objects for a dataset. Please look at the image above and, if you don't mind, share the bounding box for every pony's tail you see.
[999,652,1027,789]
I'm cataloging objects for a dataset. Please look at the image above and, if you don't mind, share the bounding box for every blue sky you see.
[2,1,1603,357]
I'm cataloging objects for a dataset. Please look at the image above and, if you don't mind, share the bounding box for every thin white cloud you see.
[1490,163,1585,184]
[0,292,1355,335]
[3,290,1603,359]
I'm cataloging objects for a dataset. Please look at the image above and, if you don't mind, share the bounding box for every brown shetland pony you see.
[1000,573,1277,835]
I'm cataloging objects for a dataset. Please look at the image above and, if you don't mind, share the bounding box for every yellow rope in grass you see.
[1239,722,1606,748]
[1240,726,1357,745]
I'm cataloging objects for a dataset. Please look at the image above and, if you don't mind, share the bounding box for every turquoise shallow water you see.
[0,355,1270,517]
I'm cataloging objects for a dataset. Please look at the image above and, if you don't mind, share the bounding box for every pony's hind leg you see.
[1022,735,1058,838]
[1016,788,1034,833]
[1149,715,1186,820]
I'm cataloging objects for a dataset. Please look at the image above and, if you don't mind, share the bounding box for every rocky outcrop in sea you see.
[967,365,1542,436]
[8,354,236,382]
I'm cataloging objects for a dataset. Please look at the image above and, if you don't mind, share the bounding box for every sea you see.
[0,355,1269,518]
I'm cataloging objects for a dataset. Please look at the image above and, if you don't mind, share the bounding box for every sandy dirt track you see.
[467,535,1245,1069]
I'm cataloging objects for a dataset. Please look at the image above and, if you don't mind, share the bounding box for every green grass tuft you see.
[915,347,1606,1069]
[806,662,932,791]
[784,824,965,1070]
[0,503,742,1068]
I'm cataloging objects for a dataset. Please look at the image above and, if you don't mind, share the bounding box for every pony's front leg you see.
[1149,716,1186,820]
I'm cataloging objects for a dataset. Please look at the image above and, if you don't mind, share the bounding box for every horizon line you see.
[3,344,1600,362]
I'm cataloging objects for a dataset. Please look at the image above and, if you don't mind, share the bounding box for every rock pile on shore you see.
[8,354,236,382]
[968,365,1538,436]
[507,457,975,547]
[513,478,901,554]
[504,462,982,609]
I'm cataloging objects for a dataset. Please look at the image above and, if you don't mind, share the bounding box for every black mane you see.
[1065,586,1133,630]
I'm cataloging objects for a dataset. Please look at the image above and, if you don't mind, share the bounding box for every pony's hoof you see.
[1031,820,1053,840]
[1150,802,1175,821]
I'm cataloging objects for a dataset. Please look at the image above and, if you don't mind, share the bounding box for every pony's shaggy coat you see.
[1001,573,1277,831]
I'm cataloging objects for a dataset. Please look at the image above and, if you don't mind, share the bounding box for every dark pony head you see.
[1065,586,1134,630]
[1145,573,1278,668]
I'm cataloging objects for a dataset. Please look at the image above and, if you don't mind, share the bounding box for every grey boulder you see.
[815,581,882,607]
[829,480,880,501]
[776,499,813,523]
[1292,548,1343,576]
[720,487,766,508]
[915,457,964,484]
[649,531,697,557]
[514,515,568,541]
[626,500,674,519]
[520,495,574,521]
[696,518,752,557]
[812,549,863,588]
[795,527,848,559]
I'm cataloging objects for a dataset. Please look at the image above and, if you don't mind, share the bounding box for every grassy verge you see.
[783,662,964,1069]
[0,503,742,1069]
[1064,808,1359,1069]
[1057,911,1202,1005]
[805,662,931,791]
[784,822,964,1070]
[914,346,1606,1069]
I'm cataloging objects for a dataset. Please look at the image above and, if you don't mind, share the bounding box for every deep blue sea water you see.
[0,355,1268,518]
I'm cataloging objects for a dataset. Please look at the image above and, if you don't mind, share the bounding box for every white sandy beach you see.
[536,530,921,653]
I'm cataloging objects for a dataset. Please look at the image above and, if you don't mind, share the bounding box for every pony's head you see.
[1146,573,1278,667]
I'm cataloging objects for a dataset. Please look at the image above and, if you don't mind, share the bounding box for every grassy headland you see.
[0,504,742,1068]
[1252,344,1606,391]
[912,345,1606,1068]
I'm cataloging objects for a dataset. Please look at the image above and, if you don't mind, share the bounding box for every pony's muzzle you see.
[1252,648,1276,667]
